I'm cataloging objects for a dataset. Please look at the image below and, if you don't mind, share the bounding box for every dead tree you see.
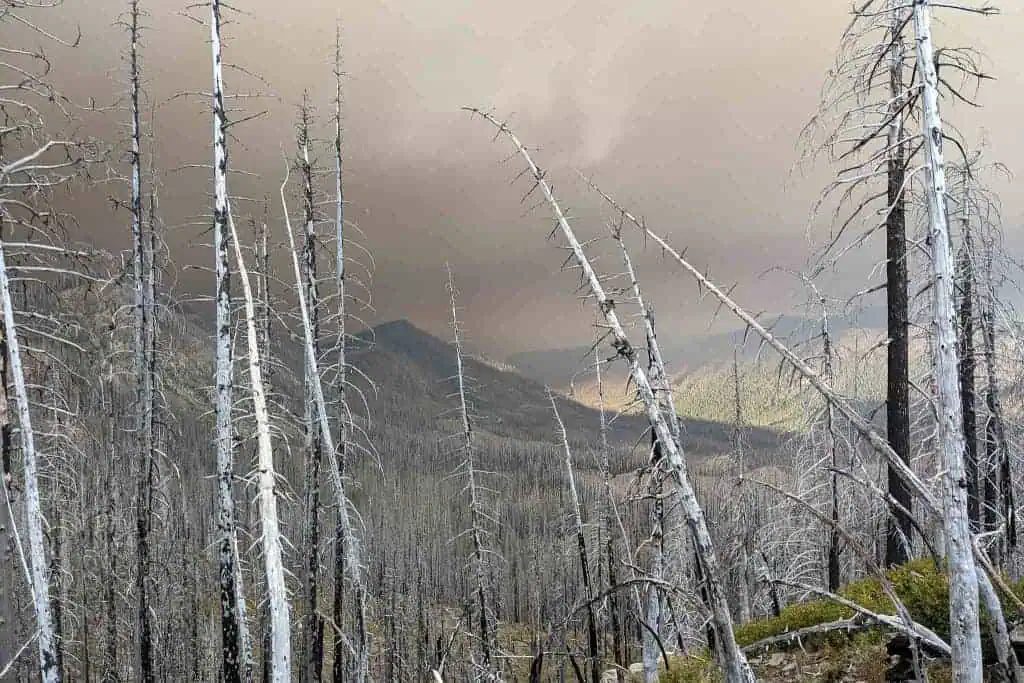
[955,191,979,531]
[0,240,58,682]
[119,2,156,679]
[820,301,842,591]
[325,27,371,682]
[593,351,626,682]
[548,389,598,683]
[979,230,1014,555]
[227,203,292,682]
[803,0,918,565]
[208,1,249,678]
[882,0,913,566]
[466,109,755,683]
[295,92,325,683]
[913,2,982,677]
[612,227,686,664]
[447,266,501,681]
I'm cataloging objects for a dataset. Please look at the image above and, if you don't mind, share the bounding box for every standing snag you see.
[208,1,249,678]
[912,1,981,678]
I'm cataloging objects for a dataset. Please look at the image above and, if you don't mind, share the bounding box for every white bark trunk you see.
[210,2,249,678]
[468,110,754,683]
[617,235,687,641]
[0,241,59,683]
[227,207,291,681]
[912,2,982,679]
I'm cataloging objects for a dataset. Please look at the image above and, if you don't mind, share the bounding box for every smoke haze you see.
[31,0,1024,354]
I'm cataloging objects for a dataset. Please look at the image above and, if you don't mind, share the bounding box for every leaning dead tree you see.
[465,108,755,683]
[0,243,58,682]
[612,226,683,675]
[227,203,291,681]
[0,2,88,679]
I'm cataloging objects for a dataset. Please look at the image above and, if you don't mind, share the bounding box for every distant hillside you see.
[507,309,887,390]
[351,319,782,456]
[567,325,900,433]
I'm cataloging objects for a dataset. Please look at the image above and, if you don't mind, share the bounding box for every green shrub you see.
[737,557,1024,660]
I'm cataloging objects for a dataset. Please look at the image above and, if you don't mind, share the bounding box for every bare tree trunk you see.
[127,3,155,679]
[296,95,325,683]
[227,204,292,682]
[595,354,625,683]
[328,28,365,682]
[642,484,663,683]
[104,464,119,682]
[549,391,599,683]
[0,240,59,682]
[731,353,753,624]
[820,309,842,591]
[210,2,246,678]
[980,251,1013,551]
[913,2,982,678]
[957,225,979,530]
[448,266,500,680]
[885,0,913,567]
[976,568,1022,683]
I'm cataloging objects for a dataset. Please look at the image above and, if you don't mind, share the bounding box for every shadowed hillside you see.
[351,319,783,456]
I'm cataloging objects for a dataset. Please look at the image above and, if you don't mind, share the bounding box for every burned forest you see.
[3,1,1024,682]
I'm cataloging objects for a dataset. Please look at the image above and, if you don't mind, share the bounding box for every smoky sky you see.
[29,1,1024,355]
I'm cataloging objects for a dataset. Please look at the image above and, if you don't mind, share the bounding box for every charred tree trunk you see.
[127,2,155,679]
[884,0,913,567]
[980,246,1013,554]
[297,94,325,683]
[957,227,979,530]
[821,309,842,590]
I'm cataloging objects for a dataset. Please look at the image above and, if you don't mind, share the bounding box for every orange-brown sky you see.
[21,1,1024,354]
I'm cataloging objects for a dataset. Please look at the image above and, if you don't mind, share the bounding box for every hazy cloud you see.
[32,0,1024,354]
